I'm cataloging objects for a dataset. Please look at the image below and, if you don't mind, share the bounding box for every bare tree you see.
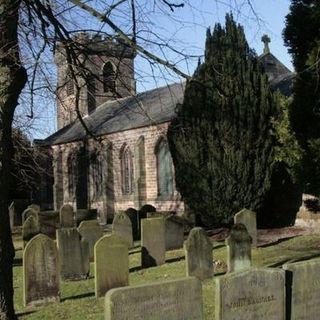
[0,1,260,318]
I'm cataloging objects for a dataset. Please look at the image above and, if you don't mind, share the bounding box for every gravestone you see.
[165,215,184,250]
[126,208,139,241]
[38,210,60,238]
[112,212,133,248]
[56,228,90,280]
[94,234,129,298]
[22,215,40,246]
[139,204,156,237]
[28,204,41,213]
[78,220,103,261]
[234,208,257,247]
[184,227,213,280]
[105,277,203,320]
[141,218,165,268]
[9,199,28,228]
[283,258,320,319]
[60,204,75,228]
[226,223,252,273]
[76,208,98,225]
[22,207,38,224]
[23,234,60,306]
[215,268,285,320]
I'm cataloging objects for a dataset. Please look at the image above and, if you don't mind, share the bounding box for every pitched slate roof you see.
[41,53,294,146]
[42,82,185,146]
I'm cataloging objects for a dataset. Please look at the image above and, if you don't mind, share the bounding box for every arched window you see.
[155,138,174,197]
[67,153,76,197]
[87,74,96,113]
[102,61,116,93]
[90,151,103,198]
[66,68,74,96]
[120,145,133,195]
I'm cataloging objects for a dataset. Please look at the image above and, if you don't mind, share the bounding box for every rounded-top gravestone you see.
[23,234,60,306]
[112,212,133,248]
[59,204,75,228]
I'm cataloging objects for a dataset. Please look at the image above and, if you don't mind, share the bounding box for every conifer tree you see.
[283,0,320,195]
[168,14,299,227]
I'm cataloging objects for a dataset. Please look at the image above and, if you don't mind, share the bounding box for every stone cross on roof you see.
[261,34,271,54]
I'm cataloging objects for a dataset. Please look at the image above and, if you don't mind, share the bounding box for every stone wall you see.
[51,121,184,222]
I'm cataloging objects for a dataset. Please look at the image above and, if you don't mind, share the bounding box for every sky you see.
[20,0,293,140]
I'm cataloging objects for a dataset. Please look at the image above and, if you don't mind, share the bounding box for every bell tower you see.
[54,33,136,130]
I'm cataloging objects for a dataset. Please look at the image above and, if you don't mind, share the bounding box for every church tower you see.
[54,33,136,130]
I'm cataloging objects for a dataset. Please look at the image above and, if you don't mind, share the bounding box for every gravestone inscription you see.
[105,277,203,320]
[215,268,285,320]
[23,234,60,306]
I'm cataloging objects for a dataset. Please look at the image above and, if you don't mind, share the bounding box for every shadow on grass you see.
[17,311,36,318]
[259,236,297,248]
[130,255,185,273]
[165,256,185,264]
[129,248,141,255]
[61,292,95,302]
[13,258,22,267]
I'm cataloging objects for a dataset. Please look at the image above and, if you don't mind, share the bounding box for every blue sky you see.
[23,0,293,139]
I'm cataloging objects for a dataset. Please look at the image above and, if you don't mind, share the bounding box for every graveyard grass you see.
[12,232,320,319]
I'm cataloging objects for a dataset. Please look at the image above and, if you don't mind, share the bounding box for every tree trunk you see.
[0,1,27,319]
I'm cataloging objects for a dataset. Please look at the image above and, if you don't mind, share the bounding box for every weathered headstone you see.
[234,208,257,247]
[78,220,103,261]
[105,277,203,320]
[59,204,75,228]
[76,208,98,225]
[23,234,60,306]
[215,268,285,320]
[38,210,60,238]
[125,208,139,241]
[141,218,165,268]
[226,223,252,273]
[9,199,28,228]
[138,204,156,237]
[28,204,41,213]
[112,212,133,248]
[22,207,39,224]
[283,258,320,319]
[165,215,184,250]
[184,227,213,280]
[56,228,90,280]
[94,234,129,298]
[22,215,40,246]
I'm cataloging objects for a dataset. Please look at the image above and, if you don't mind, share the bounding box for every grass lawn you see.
[12,232,320,319]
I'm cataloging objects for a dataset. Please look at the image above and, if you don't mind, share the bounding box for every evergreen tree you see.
[168,14,299,227]
[283,0,320,195]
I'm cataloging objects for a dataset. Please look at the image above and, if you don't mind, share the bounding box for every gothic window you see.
[87,74,96,113]
[155,138,174,197]
[90,151,103,198]
[102,61,116,93]
[66,68,74,96]
[67,153,76,197]
[120,144,133,195]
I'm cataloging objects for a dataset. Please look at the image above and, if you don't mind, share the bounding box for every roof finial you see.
[261,34,271,54]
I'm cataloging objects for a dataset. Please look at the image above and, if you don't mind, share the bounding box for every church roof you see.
[42,43,294,146]
[42,82,185,146]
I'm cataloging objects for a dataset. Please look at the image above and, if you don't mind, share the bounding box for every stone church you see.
[38,33,293,224]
